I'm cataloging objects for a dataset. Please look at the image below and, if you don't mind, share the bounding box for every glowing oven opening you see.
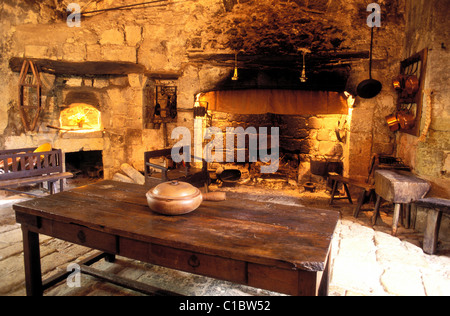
[60,103,101,132]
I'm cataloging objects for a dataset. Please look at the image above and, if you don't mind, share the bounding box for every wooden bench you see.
[328,172,375,218]
[414,197,450,255]
[0,148,73,195]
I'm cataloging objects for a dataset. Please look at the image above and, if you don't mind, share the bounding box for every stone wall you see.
[0,0,229,178]
[0,0,407,182]
[395,0,450,240]
[396,0,450,197]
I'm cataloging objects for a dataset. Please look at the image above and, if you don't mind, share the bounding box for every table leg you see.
[48,181,55,195]
[353,190,366,218]
[343,183,353,204]
[392,204,401,236]
[329,180,338,205]
[372,195,382,226]
[22,227,43,296]
[404,204,411,229]
[318,248,332,296]
[423,209,442,255]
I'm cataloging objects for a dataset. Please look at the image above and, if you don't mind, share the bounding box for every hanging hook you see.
[298,48,310,83]
[232,51,239,81]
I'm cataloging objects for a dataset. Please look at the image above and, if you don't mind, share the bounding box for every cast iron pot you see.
[146,180,226,216]
[357,27,382,99]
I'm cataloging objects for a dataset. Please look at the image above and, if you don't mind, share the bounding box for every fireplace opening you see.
[65,150,103,179]
[195,105,350,190]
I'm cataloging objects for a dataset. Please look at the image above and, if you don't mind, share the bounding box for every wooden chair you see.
[144,146,210,188]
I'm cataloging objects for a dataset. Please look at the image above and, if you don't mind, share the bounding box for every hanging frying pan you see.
[357,27,382,99]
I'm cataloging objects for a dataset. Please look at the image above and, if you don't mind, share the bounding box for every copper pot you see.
[392,75,405,92]
[385,113,400,132]
[146,181,226,215]
[405,75,419,96]
[397,111,415,130]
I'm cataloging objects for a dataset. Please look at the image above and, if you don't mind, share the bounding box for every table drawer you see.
[20,214,118,254]
[120,238,246,284]
[51,222,117,253]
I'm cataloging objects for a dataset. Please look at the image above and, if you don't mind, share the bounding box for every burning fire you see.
[60,103,101,131]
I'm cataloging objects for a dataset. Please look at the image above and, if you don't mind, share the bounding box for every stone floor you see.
[1,179,449,296]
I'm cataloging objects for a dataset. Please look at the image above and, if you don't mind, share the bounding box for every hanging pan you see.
[357,27,382,99]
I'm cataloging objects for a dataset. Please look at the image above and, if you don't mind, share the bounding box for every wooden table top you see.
[375,169,431,203]
[14,180,339,272]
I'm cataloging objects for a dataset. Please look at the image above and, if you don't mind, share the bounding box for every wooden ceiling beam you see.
[9,57,147,76]
[188,51,369,70]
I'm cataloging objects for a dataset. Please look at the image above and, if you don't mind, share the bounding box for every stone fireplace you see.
[0,0,448,195]
[193,83,353,188]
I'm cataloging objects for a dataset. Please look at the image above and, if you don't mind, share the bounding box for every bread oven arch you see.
[60,103,101,131]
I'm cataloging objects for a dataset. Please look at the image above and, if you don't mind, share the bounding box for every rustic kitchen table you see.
[14,180,339,296]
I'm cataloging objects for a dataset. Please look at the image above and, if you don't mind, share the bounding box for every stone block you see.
[318,141,336,155]
[443,152,450,175]
[100,28,124,45]
[415,147,445,177]
[112,115,128,129]
[65,78,83,87]
[317,129,332,141]
[62,43,86,62]
[372,142,394,155]
[308,116,322,129]
[101,45,136,63]
[321,116,339,130]
[125,25,142,46]
[128,74,145,88]
[93,79,109,89]
[86,44,102,61]
[24,45,49,59]
[380,266,426,296]
[109,76,129,87]
[347,132,373,177]
[350,108,374,133]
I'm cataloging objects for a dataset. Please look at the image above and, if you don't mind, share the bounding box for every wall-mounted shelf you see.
[144,81,178,129]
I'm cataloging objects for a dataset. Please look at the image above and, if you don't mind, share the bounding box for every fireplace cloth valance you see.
[199,89,348,115]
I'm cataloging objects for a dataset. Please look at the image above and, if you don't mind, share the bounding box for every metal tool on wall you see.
[357,27,382,99]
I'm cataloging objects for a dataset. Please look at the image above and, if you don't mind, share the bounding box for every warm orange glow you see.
[60,103,101,131]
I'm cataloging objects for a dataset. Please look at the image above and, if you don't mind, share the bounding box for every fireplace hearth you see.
[65,150,103,179]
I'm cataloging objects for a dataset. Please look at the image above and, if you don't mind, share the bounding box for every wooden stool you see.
[373,170,430,236]
[328,173,375,218]
[415,198,450,254]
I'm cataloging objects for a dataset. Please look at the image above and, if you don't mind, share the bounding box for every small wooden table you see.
[14,180,339,296]
[373,170,430,235]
